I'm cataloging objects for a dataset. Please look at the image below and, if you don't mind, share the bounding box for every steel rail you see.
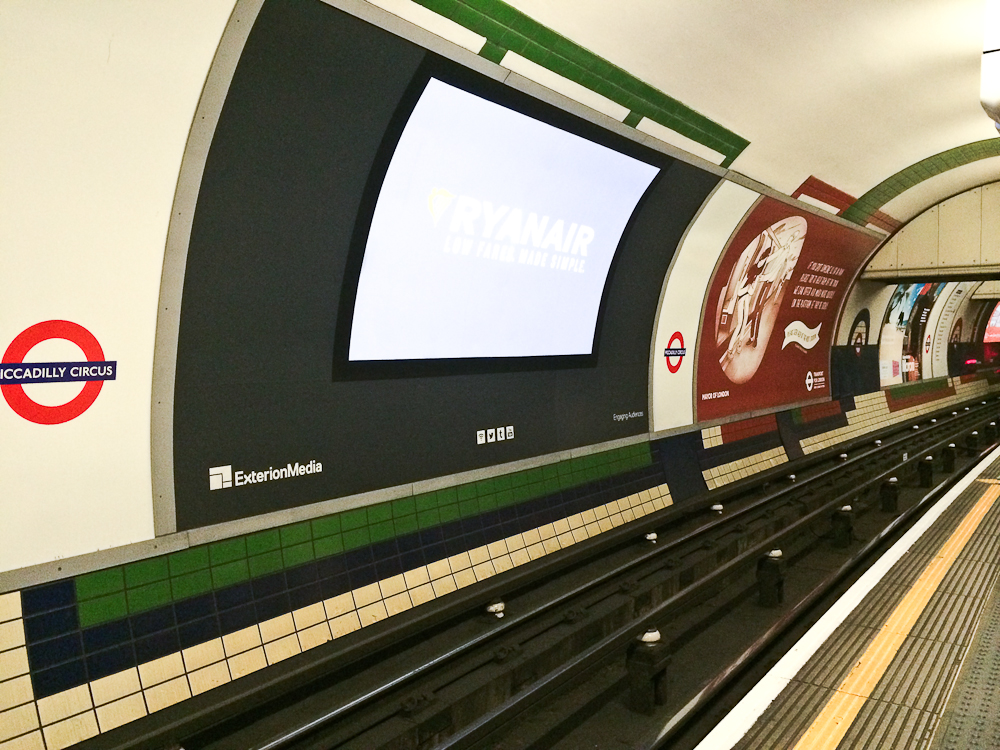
[248,409,996,750]
[434,411,1000,749]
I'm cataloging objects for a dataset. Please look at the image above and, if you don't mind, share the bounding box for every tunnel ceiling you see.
[404,0,1000,229]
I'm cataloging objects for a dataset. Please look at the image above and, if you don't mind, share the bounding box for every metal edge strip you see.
[150,0,266,537]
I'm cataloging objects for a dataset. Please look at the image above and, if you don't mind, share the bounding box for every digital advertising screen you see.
[344,77,660,364]
[171,0,720,530]
[695,197,879,421]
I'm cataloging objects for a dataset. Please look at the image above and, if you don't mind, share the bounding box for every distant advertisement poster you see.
[982,301,1000,368]
[983,301,1000,343]
[877,282,947,386]
[696,197,878,421]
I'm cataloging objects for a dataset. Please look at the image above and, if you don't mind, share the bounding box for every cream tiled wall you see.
[0,592,42,750]
[703,447,789,490]
[701,425,724,449]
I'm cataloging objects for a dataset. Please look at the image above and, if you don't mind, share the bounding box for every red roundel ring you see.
[2,320,105,425]
[665,331,685,374]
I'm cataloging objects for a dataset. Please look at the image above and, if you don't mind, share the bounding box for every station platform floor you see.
[694,445,1000,750]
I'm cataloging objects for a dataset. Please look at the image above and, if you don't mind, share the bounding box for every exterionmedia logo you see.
[209,460,323,491]
[0,320,116,424]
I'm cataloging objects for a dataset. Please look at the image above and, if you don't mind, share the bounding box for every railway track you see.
[81,397,1000,750]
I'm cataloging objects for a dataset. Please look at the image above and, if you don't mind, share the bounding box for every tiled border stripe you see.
[709,376,1000,486]
[3,482,673,749]
[794,400,845,424]
[701,414,781,450]
[699,418,787,490]
[791,176,901,233]
[410,0,749,166]
[782,405,849,444]
[720,414,779,444]
[17,446,659,704]
[800,375,998,455]
[884,378,956,413]
[74,443,651,630]
[703,447,788,491]
[842,138,1000,227]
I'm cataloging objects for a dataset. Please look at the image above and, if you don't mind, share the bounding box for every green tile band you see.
[622,111,643,128]
[413,0,748,166]
[478,39,507,64]
[78,593,127,626]
[75,568,124,602]
[886,377,952,398]
[73,442,652,628]
[843,138,1000,226]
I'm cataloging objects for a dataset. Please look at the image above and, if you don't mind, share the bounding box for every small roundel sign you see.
[1,321,116,424]
[664,331,687,374]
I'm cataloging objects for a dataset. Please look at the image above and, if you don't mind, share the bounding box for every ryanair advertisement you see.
[695,197,878,421]
[170,8,718,530]
[349,78,659,361]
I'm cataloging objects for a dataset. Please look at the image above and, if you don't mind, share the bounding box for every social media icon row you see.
[477,425,514,444]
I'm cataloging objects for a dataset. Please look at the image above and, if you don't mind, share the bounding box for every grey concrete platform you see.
[698,451,1000,750]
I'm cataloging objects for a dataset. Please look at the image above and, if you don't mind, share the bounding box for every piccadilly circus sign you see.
[1,321,116,424]
[664,331,687,374]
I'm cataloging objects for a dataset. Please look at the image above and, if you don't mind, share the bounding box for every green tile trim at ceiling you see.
[411,0,749,167]
[842,138,1000,226]
[73,442,653,628]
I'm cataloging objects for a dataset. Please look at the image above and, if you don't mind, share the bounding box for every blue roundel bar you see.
[0,361,117,385]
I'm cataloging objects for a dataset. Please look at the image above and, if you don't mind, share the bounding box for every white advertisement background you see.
[920,281,956,380]
[651,180,759,432]
[927,282,976,378]
[0,1,235,573]
[350,78,660,360]
[877,283,946,386]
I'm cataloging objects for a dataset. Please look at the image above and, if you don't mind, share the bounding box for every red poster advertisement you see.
[696,197,879,421]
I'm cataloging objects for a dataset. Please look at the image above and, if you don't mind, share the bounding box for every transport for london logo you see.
[664,331,687,374]
[0,320,116,424]
[209,460,323,490]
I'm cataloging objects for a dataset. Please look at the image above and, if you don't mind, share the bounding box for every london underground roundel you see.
[1,321,116,424]
[664,331,687,374]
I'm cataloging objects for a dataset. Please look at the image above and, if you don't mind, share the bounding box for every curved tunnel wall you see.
[165,0,718,532]
[2,0,999,746]
[0,0,236,576]
[865,182,1000,278]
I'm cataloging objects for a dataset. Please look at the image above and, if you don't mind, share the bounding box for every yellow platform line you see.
[791,482,1000,750]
